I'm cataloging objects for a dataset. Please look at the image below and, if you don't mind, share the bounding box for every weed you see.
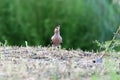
[95,26,120,52]
[0,40,8,47]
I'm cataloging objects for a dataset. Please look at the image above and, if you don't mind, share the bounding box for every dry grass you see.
[0,46,119,80]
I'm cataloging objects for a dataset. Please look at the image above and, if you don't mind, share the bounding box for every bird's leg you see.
[52,45,58,51]
[51,45,60,51]
[58,45,61,50]
[56,45,61,51]
[52,45,55,51]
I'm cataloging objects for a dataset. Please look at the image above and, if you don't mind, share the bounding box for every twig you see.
[106,26,120,51]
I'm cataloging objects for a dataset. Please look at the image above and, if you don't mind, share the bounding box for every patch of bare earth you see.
[0,46,119,80]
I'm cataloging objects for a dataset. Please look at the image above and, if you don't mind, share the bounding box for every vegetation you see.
[0,1,120,79]
[0,0,120,50]
[96,26,120,52]
[0,46,119,80]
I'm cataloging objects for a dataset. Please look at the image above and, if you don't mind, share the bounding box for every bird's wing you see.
[60,36,62,44]
[51,35,54,44]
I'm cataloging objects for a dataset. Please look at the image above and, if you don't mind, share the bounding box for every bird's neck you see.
[55,32,60,35]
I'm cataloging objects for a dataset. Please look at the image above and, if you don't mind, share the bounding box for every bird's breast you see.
[51,35,62,45]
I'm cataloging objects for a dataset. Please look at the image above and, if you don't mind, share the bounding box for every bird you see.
[51,25,62,49]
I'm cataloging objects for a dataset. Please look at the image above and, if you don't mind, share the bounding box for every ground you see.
[0,46,120,80]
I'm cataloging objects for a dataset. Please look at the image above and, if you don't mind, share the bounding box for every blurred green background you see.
[0,0,120,50]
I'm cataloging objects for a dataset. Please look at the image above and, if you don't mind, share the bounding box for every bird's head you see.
[54,25,60,33]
